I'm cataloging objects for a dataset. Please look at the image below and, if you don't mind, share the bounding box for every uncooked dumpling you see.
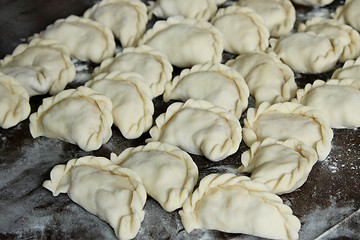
[36,15,116,63]
[243,102,333,160]
[147,99,242,161]
[43,155,146,240]
[293,79,360,128]
[332,0,360,31]
[92,45,173,98]
[149,0,220,21]
[331,56,360,80]
[163,63,249,119]
[179,173,301,240]
[0,38,75,96]
[211,6,269,55]
[29,86,113,151]
[86,71,154,139]
[291,0,334,6]
[226,52,297,106]
[0,72,30,129]
[84,0,147,47]
[239,138,318,194]
[236,0,295,37]
[139,16,223,68]
[269,32,343,73]
[111,142,198,212]
[298,17,360,62]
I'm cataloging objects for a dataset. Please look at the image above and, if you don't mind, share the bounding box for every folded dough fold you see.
[111,142,198,212]
[0,72,30,129]
[147,99,242,161]
[29,86,113,151]
[43,155,146,240]
[179,173,301,240]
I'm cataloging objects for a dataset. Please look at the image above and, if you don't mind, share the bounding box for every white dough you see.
[332,0,360,31]
[139,16,223,68]
[236,0,296,37]
[29,86,113,151]
[84,0,147,47]
[43,156,146,240]
[291,0,334,6]
[226,52,297,106]
[239,138,318,194]
[147,99,242,161]
[36,15,116,63]
[293,79,360,128]
[211,6,269,55]
[111,142,198,212]
[298,17,360,62]
[163,63,249,119]
[332,56,360,80]
[243,102,333,160]
[0,72,30,129]
[86,71,154,139]
[92,45,173,98]
[179,173,301,240]
[150,0,219,21]
[270,32,343,73]
[0,38,75,96]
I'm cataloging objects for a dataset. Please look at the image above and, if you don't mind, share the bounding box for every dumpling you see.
[85,71,154,139]
[35,15,116,63]
[236,0,295,37]
[149,0,220,21]
[29,86,113,151]
[211,6,269,55]
[239,138,318,195]
[332,55,360,80]
[84,0,147,47]
[226,52,297,106]
[270,32,343,73]
[147,99,242,161]
[110,142,198,212]
[0,38,76,96]
[291,0,334,6]
[293,79,360,128]
[163,63,249,119]
[298,17,360,62]
[43,156,146,240]
[243,102,333,160]
[332,0,360,31]
[92,45,173,98]
[179,173,301,240]
[0,72,30,129]
[138,16,223,68]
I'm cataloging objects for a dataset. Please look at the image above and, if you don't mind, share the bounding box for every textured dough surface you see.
[29,86,113,151]
[179,173,301,240]
[239,138,318,194]
[243,102,333,160]
[270,32,343,73]
[164,63,249,119]
[43,156,146,240]
[148,99,242,161]
[226,52,296,106]
[86,72,154,139]
[111,142,198,212]
[139,16,223,68]
[294,79,360,128]
[84,0,147,47]
[236,0,295,37]
[211,6,269,55]
[0,72,30,129]
[37,15,116,63]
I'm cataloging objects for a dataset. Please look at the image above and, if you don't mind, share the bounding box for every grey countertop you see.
[0,0,359,239]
